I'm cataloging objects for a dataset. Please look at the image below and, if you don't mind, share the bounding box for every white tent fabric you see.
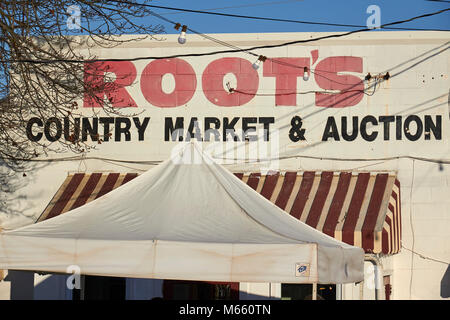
[0,142,364,284]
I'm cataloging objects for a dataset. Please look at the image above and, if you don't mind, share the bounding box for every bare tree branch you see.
[0,0,164,171]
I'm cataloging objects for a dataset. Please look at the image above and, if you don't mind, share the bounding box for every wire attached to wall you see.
[2,153,450,166]
[226,73,383,98]
[409,159,416,299]
[402,245,450,265]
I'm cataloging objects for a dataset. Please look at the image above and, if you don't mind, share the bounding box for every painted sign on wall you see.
[24,33,449,161]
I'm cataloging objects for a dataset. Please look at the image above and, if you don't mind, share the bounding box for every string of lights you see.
[226,70,384,97]
[148,1,415,97]
[148,10,258,57]
[149,10,359,92]
[226,76,380,97]
[140,7,410,93]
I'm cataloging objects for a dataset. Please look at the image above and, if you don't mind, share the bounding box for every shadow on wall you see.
[3,271,71,300]
[3,270,34,300]
[0,160,50,230]
[239,292,280,300]
[34,273,71,300]
[441,265,450,298]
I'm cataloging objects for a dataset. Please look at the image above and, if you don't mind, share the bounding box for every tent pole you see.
[364,254,384,300]
[312,282,317,300]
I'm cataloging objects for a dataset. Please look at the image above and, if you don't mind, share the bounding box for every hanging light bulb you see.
[303,67,310,81]
[252,60,261,70]
[178,25,187,44]
[252,55,267,70]
[174,23,188,44]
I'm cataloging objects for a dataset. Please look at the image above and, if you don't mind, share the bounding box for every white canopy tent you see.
[0,142,364,284]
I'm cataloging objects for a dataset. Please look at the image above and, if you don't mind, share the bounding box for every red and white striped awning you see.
[233,172,401,255]
[38,171,401,254]
[38,173,138,222]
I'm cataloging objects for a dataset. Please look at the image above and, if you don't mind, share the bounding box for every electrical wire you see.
[226,73,380,97]
[3,153,449,166]
[159,0,307,15]
[150,4,447,90]
[226,74,381,97]
[402,245,450,265]
[147,10,258,57]
[112,1,450,32]
[409,160,416,299]
[212,154,450,165]
[3,8,450,64]
[0,154,162,165]
[227,84,375,97]
[426,0,450,3]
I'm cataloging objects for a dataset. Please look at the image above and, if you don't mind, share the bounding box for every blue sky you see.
[147,0,450,33]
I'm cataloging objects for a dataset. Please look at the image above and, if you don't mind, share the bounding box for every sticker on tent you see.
[295,263,310,277]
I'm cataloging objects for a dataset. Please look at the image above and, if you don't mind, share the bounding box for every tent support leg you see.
[312,282,317,300]
[365,255,384,300]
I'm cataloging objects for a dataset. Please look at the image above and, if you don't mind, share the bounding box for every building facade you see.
[0,31,449,300]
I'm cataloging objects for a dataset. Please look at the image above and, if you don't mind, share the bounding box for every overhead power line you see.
[111,1,450,32]
[159,0,307,15]
[4,7,450,65]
